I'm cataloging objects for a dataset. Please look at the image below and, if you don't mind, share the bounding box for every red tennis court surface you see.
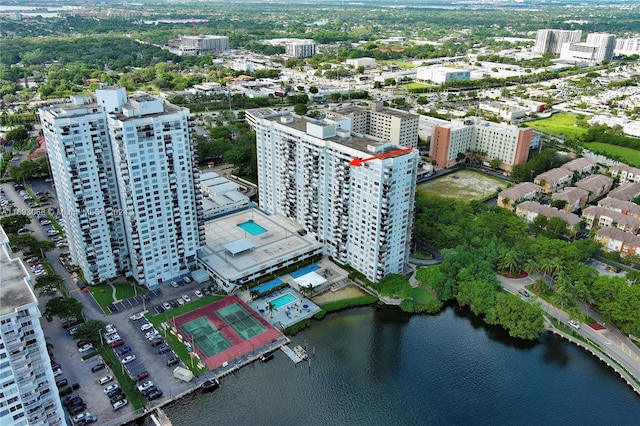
[171,295,283,370]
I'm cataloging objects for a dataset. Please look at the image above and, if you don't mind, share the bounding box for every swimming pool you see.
[238,220,267,236]
[254,278,284,294]
[290,263,321,279]
[270,293,298,310]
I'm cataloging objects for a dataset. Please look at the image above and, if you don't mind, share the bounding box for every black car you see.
[155,305,164,314]
[150,338,164,347]
[142,386,158,396]
[91,363,106,373]
[110,393,126,404]
[108,303,118,312]
[68,403,87,415]
[157,345,171,354]
[63,396,82,407]
[147,389,164,401]
[76,339,91,348]
[143,293,151,301]
[106,387,124,398]
[169,299,178,308]
[518,289,530,298]
[55,378,68,388]
[166,357,179,367]
[207,285,216,293]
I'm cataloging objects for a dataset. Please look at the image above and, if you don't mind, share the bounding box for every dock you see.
[281,345,307,364]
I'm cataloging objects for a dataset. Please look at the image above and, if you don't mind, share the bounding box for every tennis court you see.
[217,303,266,340]
[182,316,232,358]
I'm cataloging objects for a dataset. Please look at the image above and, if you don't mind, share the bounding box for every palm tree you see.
[523,258,539,276]
[265,302,277,318]
[499,250,521,276]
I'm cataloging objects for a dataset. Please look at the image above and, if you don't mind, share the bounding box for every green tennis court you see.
[182,316,232,358]
[217,303,266,340]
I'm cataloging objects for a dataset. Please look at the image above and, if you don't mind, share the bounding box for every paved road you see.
[498,274,640,386]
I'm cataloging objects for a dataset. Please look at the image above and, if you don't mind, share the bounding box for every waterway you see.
[164,306,640,425]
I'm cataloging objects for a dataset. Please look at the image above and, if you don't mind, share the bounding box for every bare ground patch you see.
[312,285,368,305]
[418,169,507,200]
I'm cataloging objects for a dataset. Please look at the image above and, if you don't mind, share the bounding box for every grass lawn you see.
[89,282,146,314]
[584,142,640,167]
[402,82,438,91]
[525,112,588,139]
[412,285,438,304]
[411,250,432,260]
[379,60,416,68]
[418,169,508,200]
[95,344,146,410]
[144,293,226,376]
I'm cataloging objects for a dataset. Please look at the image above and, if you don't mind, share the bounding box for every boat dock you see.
[281,345,307,364]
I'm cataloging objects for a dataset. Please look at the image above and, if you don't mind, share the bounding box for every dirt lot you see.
[312,285,369,305]
[418,169,507,200]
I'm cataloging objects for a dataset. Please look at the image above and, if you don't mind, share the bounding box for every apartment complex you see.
[169,35,229,56]
[427,117,531,170]
[0,227,65,426]
[326,101,419,149]
[285,40,316,58]
[534,29,582,54]
[39,87,203,287]
[247,108,418,282]
[614,38,640,56]
[560,33,616,64]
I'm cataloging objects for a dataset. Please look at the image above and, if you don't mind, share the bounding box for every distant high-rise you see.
[534,29,582,55]
[285,40,316,58]
[247,108,418,282]
[560,32,616,64]
[615,37,640,56]
[0,227,66,426]
[39,87,203,287]
[177,35,229,56]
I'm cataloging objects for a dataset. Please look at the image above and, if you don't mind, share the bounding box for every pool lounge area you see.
[249,287,322,329]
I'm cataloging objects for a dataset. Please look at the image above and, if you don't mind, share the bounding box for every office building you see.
[174,35,229,56]
[285,40,316,58]
[427,117,531,170]
[416,66,471,84]
[0,227,65,426]
[534,29,582,55]
[247,108,418,282]
[326,101,419,149]
[39,87,203,287]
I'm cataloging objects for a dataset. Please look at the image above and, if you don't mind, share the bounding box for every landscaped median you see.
[94,344,146,410]
[88,282,148,314]
[143,293,226,377]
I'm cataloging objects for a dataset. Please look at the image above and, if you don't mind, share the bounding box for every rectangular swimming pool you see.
[238,220,267,236]
[290,263,321,279]
[270,293,298,310]
[254,278,284,294]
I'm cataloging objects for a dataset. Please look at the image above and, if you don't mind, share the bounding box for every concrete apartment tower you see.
[0,227,66,426]
[534,29,582,54]
[39,87,203,287]
[247,109,418,282]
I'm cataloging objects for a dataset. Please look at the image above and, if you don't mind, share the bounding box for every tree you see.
[489,158,502,169]
[265,302,277,318]
[498,249,522,276]
[44,297,84,321]
[75,320,107,345]
[485,293,545,340]
[456,280,497,316]
[308,86,319,94]
[293,104,309,115]
[0,214,31,234]
[375,273,412,299]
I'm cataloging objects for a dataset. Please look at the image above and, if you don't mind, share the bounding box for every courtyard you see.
[418,169,507,200]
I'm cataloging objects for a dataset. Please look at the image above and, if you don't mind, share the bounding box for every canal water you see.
[164,306,640,425]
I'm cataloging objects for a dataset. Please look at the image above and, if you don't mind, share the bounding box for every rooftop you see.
[0,227,37,317]
[598,196,640,216]
[608,183,640,201]
[575,174,614,192]
[596,227,640,246]
[561,157,597,172]
[499,182,542,201]
[551,187,588,203]
[583,206,640,229]
[516,201,581,226]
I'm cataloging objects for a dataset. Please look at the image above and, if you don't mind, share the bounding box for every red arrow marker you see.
[349,147,413,167]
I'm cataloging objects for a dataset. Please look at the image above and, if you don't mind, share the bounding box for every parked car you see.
[194,290,203,298]
[141,386,158,397]
[568,320,581,330]
[106,387,123,398]
[76,340,91,348]
[166,357,179,367]
[157,345,171,354]
[91,363,106,373]
[169,281,179,288]
[150,337,164,347]
[115,346,131,356]
[140,323,154,332]
[129,312,145,321]
[120,354,136,364]
[182,294,191,303]
[137,380,154,392]
[105,335,121,344]
[182,276,192,284]
[147,389,164,401]
[63,396,83,407]
[110,393,126,404]
[176,298,185,306]
[109,339,125,348]
[162,302,172,310]
[518,289,530,298]
[103,384,120,395]
[169,300,178,308]
[55,378,68,387]
[77,415,97,426]
[72,412,92,423]
[78,344,94,353]
[67,327,79,336]
[112,399,128,411]
[68,403,87,415]
[136,371,149,381]
[105,324,117,334]
[98,375,113,385]
[53,368,63,377]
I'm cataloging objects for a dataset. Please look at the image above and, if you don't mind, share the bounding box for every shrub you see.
[284,319,311,335]
[319,295,378,313]
[313,309,327,320]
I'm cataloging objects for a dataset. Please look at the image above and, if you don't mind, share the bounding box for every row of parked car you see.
[153,284,217,315]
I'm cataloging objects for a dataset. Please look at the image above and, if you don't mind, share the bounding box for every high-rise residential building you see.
[284,40,316,58]
[614,38,640,56]
[39,87,203,287]
[0,227,65,426]
[534,29,582,55]
[176,35,229,56]
[326,101,419,149]
[426,117,532,170]
[560,32,616,64]
[247,108,418,282]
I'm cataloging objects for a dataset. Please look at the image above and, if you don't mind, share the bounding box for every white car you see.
[129,313,145,321]
[98,375,113,385]
[568,319,581,330]
[182,294,191,303]
[112,399,128,411]
[169,281,179,288]
[78,344,94,353]
[105,334,121,344]
[137,380,154,392]
[103,384,119,395]
[140,323,153,331]
[145,330,158,339]
[72,412,92,423]
[47,229,59,236]
[105,324,117,334]
[194,290,203,298]
[120,354,136,364]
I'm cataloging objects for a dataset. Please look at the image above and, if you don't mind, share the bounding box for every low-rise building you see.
[551,187,589,212]
[515,201,581,230]
[497,182,542,210]
[598,196,640,220]
[608,183,640,201]
[346,57,377,69]
[199,172,251,220]
[562,157,598,177]
[609,164,640,184]
[582,205,640,233]
[534,168,573,194]
[595,227,640,256]
[416,66,471,84]
[575,174,614,202]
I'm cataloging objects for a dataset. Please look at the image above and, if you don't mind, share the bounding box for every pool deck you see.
[249,288,322,329]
